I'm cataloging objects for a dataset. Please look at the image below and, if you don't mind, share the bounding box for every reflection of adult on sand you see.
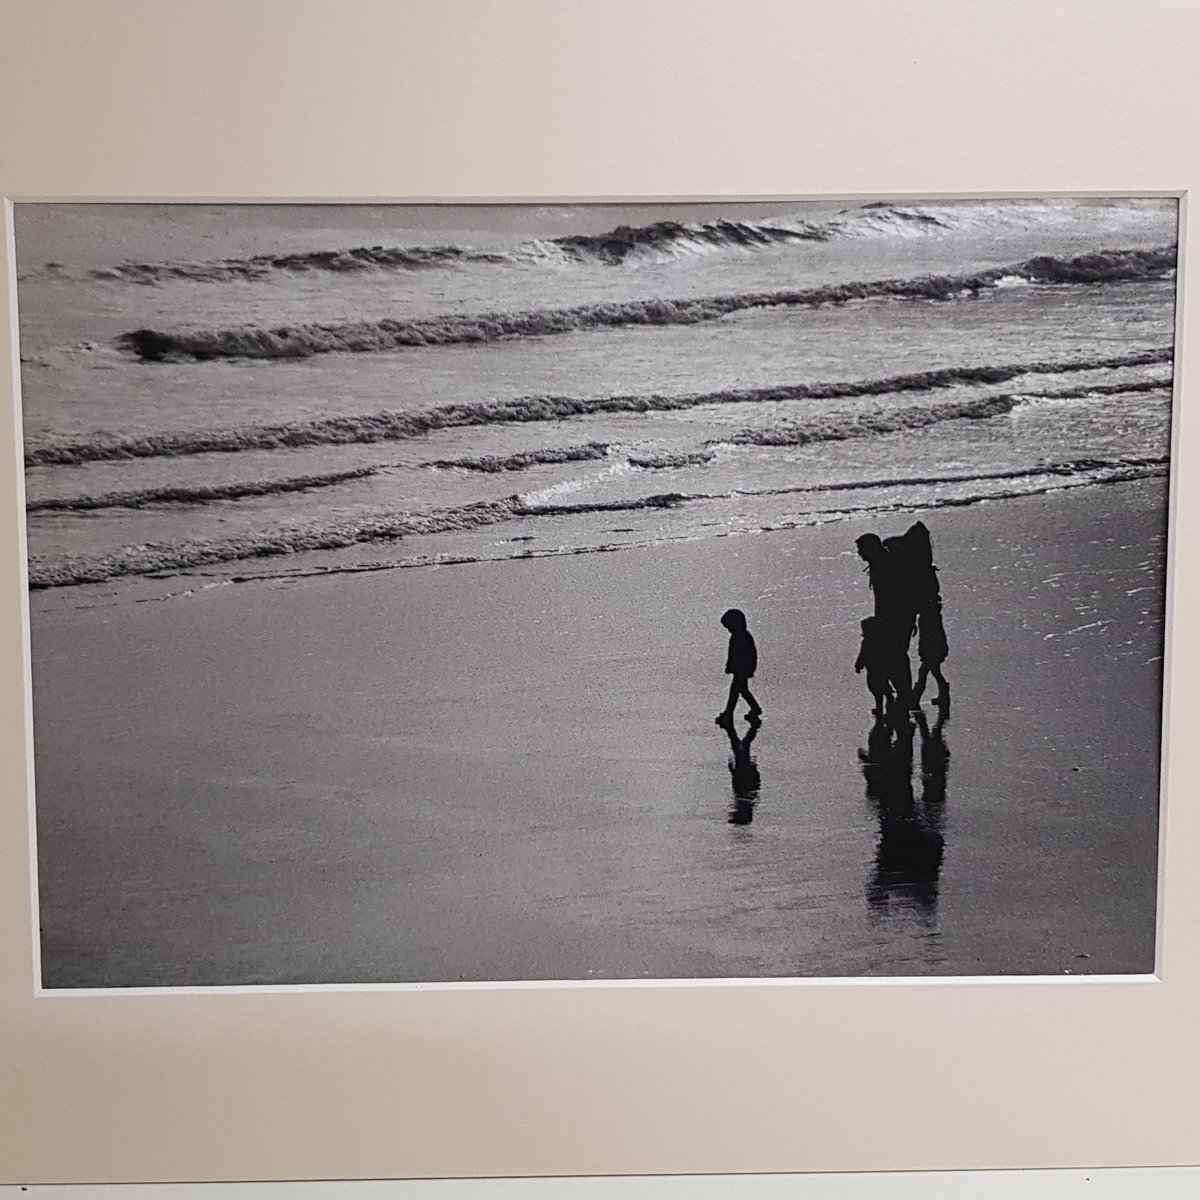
[859,709,948,914]
[721,720,761,826]
[914,708,949,836]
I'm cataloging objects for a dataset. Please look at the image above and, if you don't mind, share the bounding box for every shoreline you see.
[30,477,1167,986]
[25,457,1172,609]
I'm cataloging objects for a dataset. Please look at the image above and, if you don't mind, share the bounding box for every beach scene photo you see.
[15,197,1177,988]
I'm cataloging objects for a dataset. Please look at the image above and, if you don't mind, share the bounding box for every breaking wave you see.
[54,207,975,285]
[80,221,825,284]
[726,394,1022,446]
[42,202,1172,286]
[731,456,1169,500]
[423,443,611,473]
[25,491,693,588]
[27,456,1168,590]
[425,444,719,474]
[546,218,830,263]
[114,247,1178,362]
[88,244,510,284]
[25,467,377,514]
[510,207,971,264]
[28,348,1172,467]
[628,449,717,469]
[722,379,1169,448]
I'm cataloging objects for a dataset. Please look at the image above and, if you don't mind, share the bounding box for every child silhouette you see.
[855,615,895,715]
[913,599,950,707]
[906,521,950,707]
[716,608,762,726]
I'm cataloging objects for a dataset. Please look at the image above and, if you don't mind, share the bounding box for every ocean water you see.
[15,199,1178,607]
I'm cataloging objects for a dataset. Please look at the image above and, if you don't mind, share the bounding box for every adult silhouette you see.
[855,532,917,712]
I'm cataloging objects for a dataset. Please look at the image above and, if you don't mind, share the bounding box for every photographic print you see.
[15,197,1177,988]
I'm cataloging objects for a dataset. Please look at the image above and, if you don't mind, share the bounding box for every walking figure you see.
[913,601,950,706]
[905,521,950,707]
[855,615,895,715]
[855,533,916,712]
[715,608,762,726]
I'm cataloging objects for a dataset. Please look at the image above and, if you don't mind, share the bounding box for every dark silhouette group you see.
[712,519,949,732]
[855,521,950,913]
[855,520,949,716]
[711,520,952,851]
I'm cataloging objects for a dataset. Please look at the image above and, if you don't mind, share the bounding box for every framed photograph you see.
[2,0,1199,1188]
[14,195,1178,990]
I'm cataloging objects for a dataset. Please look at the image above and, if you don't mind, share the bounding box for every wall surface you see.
[1,0,1197,1187]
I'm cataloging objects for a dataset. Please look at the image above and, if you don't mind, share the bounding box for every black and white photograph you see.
[16,197,1177,988]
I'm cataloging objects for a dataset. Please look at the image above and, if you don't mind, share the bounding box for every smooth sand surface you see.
[30,479,1166,986]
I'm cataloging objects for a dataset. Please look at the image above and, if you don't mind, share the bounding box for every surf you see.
[26,454,1168,590]
[28,347,1173,466]
[113,246,1178,363]
[26,201,1171,287]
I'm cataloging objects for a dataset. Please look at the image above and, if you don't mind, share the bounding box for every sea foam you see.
[114,247,1178,363]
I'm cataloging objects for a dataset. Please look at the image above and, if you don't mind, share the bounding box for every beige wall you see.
[1,0,1197,1185]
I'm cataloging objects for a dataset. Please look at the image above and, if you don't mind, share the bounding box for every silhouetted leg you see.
[739,681,762,720]
[912,665,929,703]
[878,621,914,712]
[931,664,950,707]
[716,677,740,723]
[892,652,914,711]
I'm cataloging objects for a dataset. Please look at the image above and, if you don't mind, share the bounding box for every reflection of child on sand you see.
[722,719,761,826]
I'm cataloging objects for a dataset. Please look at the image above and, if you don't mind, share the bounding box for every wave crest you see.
[90,244,508,285]
[726,379,1170,447]
[26,491,694,589]
[627,449,717,469]
[28,457,1169,590]
[115,247,1178,363]
[423,443,610,473]
[26,468,377,514]
[63,207,942,285]
[55,202,1173,285]
[727,394,1022,446]
[26,348,1172,467]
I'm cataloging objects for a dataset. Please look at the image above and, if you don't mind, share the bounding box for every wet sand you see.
[30,478,1166,986]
